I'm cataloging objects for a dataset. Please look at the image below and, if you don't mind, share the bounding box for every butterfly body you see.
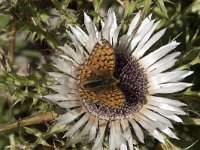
[83,76,119,89]
[78,39,125,108]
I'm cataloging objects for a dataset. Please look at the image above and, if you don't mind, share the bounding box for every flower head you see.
[45,9,193,150]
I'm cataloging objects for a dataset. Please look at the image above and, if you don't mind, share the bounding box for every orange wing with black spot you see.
[79,39,115,81]
[88,39,115,75]
[97,86,125,108]
[78,39,125,108]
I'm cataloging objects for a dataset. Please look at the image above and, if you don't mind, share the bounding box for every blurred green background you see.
[0,0,200,149]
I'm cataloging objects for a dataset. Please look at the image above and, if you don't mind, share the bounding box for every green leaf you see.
[183,88,200,97]
[190,0,200,15]
[142,0,152,17]
[93,0,104,12]
[156,0,169,18]
[123,1,137,18]
[37,139,51,147]
[24,127,42,138]
[183,118,200,126]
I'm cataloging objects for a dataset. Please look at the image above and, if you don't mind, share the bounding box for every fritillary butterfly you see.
[78,39,125,108]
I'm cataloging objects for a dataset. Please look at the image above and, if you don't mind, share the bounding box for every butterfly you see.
[78,39,125,108]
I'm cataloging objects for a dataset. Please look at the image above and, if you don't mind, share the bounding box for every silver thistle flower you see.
[45,9,193,150]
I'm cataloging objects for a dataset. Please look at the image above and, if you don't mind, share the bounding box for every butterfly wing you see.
[79,39,125,108]
[88,39,115,76]
[79,39,115,84]
[81,86,125,108]
[97,86,125,108]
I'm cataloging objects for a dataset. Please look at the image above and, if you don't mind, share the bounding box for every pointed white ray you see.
[48,72,66,78]
[139,41,179,69]
[150,70,193,86]
[160,127,179,139]
[51,57,77,77]
[84,12,97,36]
[127,11,141,36]
[137,111,177,143]
[147,52,179,72]
[109,120,126,150]
[69,25,89,47]
[137,14,152,33]
[66,30,86,57]
[147,52,181,77]
[109,121,116,150]
[135,113,156,131]
[48,81,78,95]
[117,34,133,53]
[152,130,165,143]
[89,117,98,141]
[135,114,165,143]
[163,114,183,122]
[48,72,70,84]
[140,107,173,128]
[121,119,134,150]
[144,105,184,122]
[44,93,79,102]
[58,44,84,64]
[149,82,193,94]
[75,25,89,40]
[92,120,107,150]
[84,12,98,52]
[81,115,95,136]
[102,8,117,44]
[129,118,144,143]
[145,105,179,115]
[48,85,62,93]
[44,94,68,101]
[50,76,77,89]
[113,25,121,47]
[63,113,90,137]
[56,108,84,125]
[57,100,81,109]
[120,143,128,150]
[60,54,81,68]
[147,96,187,107]
[133,21,161,58]
[147,102,186,115]
[136,28,166,58]
[129,20,155,54]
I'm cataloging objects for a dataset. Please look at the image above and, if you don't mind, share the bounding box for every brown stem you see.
[8,19,16,65]
[0,111,58,132]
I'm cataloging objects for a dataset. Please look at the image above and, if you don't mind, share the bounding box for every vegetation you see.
[0,0,200,149]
